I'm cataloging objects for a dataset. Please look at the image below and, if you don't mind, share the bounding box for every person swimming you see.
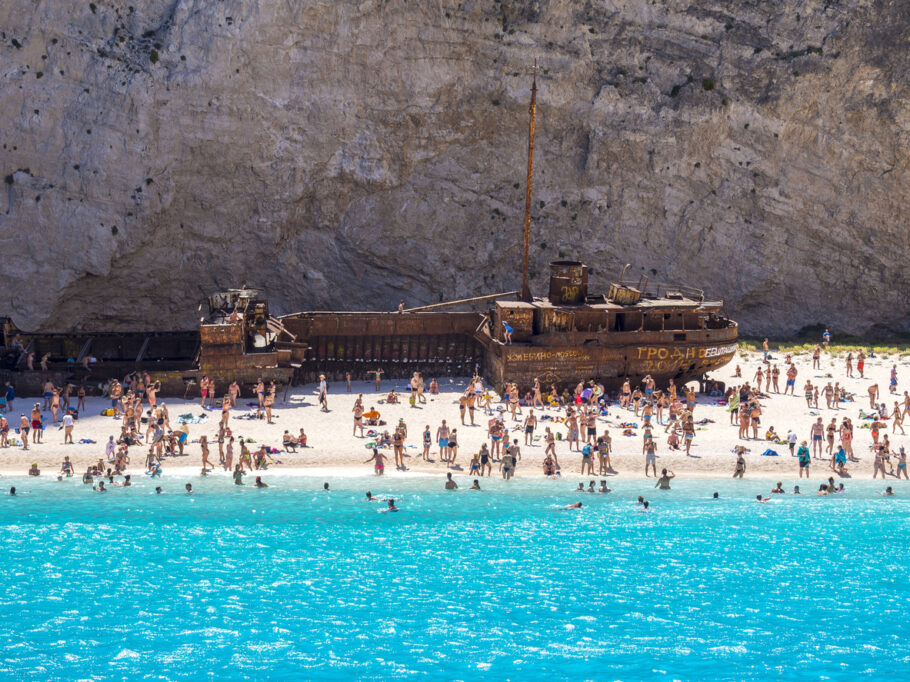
[756,494,769,502]
[771,482,785,494]
[254,476,268,488]
[387,498,398,511]
[9,487,15,496]
[185,483,194,494]
[793,486,801,494]
[640,500,650,511]
[366,491,376,501]
[155,487,162,494]
[712,492,719,499]
[598,480,611,493]
[94,481,107,492]
[563,502,583,510]
[470,479,481,490]
[323,483,330,491]
[881,486,894,496]
[636,495,645,505]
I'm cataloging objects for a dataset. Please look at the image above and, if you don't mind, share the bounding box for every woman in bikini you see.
[365,447,387,475]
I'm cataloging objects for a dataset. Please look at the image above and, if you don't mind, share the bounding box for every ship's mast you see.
[519,61,538,303]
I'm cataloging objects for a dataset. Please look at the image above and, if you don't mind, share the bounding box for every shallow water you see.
[0,474,907,679]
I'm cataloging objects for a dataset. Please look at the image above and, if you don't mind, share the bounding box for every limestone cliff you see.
[1,0,908,335]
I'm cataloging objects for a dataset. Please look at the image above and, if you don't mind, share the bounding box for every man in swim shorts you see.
[436,420,450,462]
[785,364,797,396]
[810,418,824,459]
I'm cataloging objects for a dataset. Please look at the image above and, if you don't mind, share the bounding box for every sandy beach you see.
[2,346,908,484]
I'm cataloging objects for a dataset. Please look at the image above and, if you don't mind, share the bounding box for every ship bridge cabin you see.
[490,261,735,347]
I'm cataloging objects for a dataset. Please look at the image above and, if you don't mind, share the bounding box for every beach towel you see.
[77,438,96,444]
[177,413,208,424]
[761,449,779,457]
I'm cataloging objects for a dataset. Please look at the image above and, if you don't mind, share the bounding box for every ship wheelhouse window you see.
[643,314,662,331]
[615,312,642,332]
[674,333,687,342]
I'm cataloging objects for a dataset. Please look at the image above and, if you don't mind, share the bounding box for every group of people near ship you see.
[5,339,910,490]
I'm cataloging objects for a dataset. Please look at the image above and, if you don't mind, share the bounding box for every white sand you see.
[3,347,909,484]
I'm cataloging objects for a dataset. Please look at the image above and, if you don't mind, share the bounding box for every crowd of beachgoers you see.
[2,336,908,502]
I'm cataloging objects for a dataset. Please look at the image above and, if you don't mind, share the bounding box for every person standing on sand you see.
[733,452,746,478]
[644,438,657,477]
[812,345,821,370]
[682,416,695,455]
[803,380,814,409]
[318,375,328,412]
[857,350,865,378]
[506,439,521,473]
[785,363,797,396]
[796,440,811,477]
[523,409,537,446]
[392,425,405,470]
[422,425,431,461]
[199,376,209,407]
[353,402,364,437]
[437,420,451,462]
[62,411,74,444]
[465,390,476,425]
[810,418,824,459]
[19,414,30,450]
[565,410,579,451]
[868,383,879,410]
[30,404,42,444]
[893,403,905,435]
[200,435,213,471]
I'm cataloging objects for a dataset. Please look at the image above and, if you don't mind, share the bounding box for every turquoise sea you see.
[0,474,907,680]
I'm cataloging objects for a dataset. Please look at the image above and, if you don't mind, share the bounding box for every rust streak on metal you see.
[520,61,537,303]
[403,292,518,313]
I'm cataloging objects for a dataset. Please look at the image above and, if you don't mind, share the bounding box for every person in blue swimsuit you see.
[502,321,513,344]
